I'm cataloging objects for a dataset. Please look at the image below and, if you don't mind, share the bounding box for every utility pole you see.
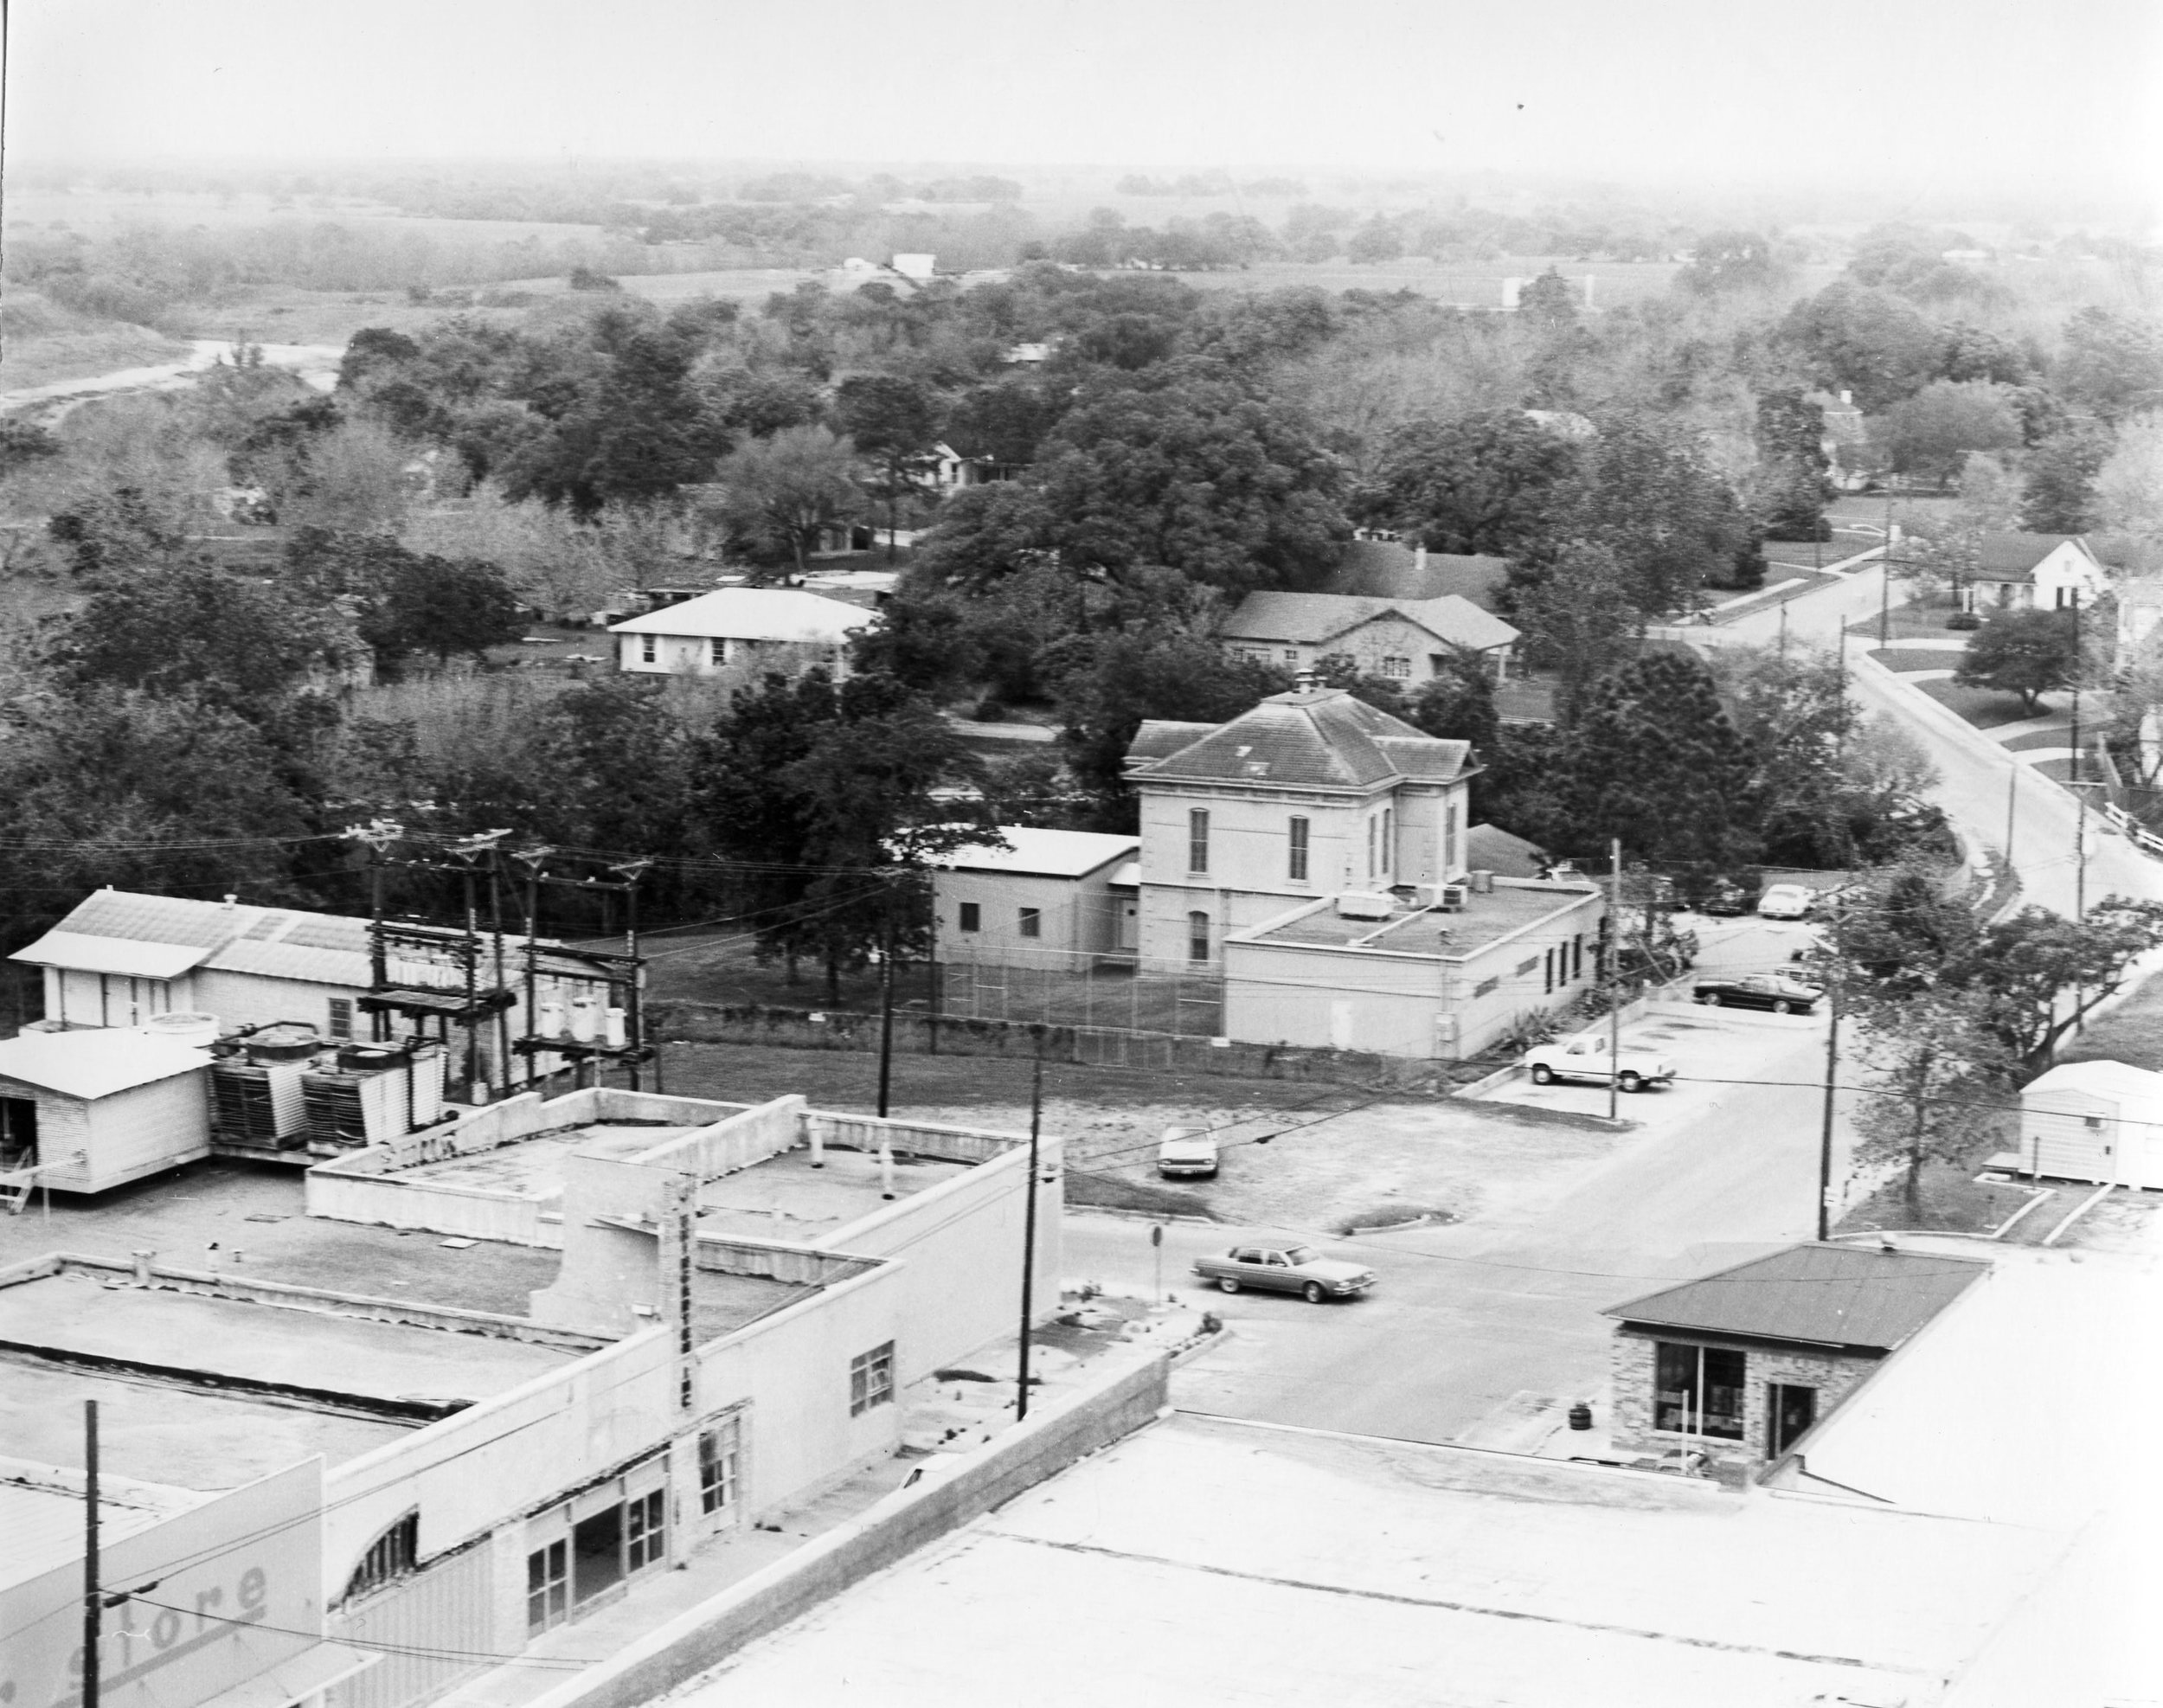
[924,871,940,1057]
[876,879,897,1119]
[1015,1025,1045,1422]
[2070,589,2089,1031]
[1607,838,1622,1125]
[2005,764,2018,880]
[82,1399,100,1708]
[1817,909,1841,1242]
[1879,494,1896,646]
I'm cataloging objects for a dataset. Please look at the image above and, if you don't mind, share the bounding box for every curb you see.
[1068,1206,1219,1227]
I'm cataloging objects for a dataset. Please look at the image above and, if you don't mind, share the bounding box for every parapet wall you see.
[507,1350,1171,1708]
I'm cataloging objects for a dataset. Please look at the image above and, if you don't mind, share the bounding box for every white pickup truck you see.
[1520,1033,1676,1093]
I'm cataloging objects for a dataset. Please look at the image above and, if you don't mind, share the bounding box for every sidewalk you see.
[433,1292,1206,1708]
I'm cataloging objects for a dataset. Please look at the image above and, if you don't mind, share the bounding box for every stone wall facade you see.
[1608,1327,1881,1468]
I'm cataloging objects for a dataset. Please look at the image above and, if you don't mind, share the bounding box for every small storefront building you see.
[1604,1243,1986,1473]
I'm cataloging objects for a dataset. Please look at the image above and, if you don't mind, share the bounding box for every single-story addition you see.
[1222,875,1603,1059]
[933,827,1141,971]
[1604,1242,1986,1472]
[609,588,870,682]
[0,1029,212,1195]
[2016,1059,2163,1190]
[1220,590,1520,683]
[1961,532,2112,613]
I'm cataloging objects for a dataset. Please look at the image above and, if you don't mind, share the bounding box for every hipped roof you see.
[1604,1242,1986,1353]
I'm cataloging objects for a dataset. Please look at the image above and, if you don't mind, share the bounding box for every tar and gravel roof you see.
[1603,1242,1986,1353]
[1126,686,1475,791]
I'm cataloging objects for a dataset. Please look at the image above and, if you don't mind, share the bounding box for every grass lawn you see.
[1999,729,2075,752]
[2060,971,2163,1074]
[1869,646,1967,674]
[1912,677,2045,730]
[1851,604,1973,643]
[1827,495,1958,531]
[1834,1159,2042,1236]
[641,934,1227,1037]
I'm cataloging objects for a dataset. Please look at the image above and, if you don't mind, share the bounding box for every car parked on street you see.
[1692,972,1822,1014]
[1757,883,1816,920]
[1192,1242,1376,1303]
[1520,1034,1677,1093]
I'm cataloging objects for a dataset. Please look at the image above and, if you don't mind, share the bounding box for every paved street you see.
[1666,559,2163,920]
[1064,1018,1843,1448]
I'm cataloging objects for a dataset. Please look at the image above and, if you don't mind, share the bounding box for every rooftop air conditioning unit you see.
[1467,869,1496,895]
[1425,883,1468,912]
[1335,891,1395,921]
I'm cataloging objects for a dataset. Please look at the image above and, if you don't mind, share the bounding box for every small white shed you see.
[0,1031,213,1195]
[2018,1060,2163,1190]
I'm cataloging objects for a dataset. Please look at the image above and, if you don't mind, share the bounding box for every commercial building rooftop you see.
[1248,882,1594,960]
[2,1462,203,1592]
[694,1147,972,1242]
[1,1349,410,1492]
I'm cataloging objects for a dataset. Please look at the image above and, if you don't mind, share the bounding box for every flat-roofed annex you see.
[0,1255,600,1491]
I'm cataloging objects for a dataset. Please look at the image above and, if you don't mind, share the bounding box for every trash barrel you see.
[1567,1403,1593,1431]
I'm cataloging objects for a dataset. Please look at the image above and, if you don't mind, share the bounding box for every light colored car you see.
[1192,1242,1375,1303]
[1757,883,1815,920]
[1156,1126,1220,1178]
[1520,1034,1676,1093]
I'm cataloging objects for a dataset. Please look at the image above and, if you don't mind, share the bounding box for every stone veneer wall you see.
[1608,1328,1882,1465]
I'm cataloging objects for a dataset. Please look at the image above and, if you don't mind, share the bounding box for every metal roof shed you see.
[2019,1059,2163,1189]
[0,1030,212,1196]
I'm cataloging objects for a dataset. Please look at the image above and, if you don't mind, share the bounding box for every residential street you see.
[1063,1020,1839,1447]
[1670,561,2163,920]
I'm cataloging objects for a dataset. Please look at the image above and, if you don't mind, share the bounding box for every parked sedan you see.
[1757,883,1816,920]
[1192,1242,1376,1303]
[1692,973,1822,1014]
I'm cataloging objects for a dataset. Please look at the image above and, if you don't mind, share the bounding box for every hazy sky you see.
[7,0,2160,202]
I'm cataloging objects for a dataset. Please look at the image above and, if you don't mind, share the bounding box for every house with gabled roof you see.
[1322,538,1512,611]
[1218,590,1519,683]
[1962,532,2111,613]
[608,588,869,683]
[10,889,602,1081]
[1604,1242,1987,1472]
[1122,682,1601,1054]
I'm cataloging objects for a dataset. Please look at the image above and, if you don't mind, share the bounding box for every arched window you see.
[1187,912,1210,961]
[341,1511,420,1605]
